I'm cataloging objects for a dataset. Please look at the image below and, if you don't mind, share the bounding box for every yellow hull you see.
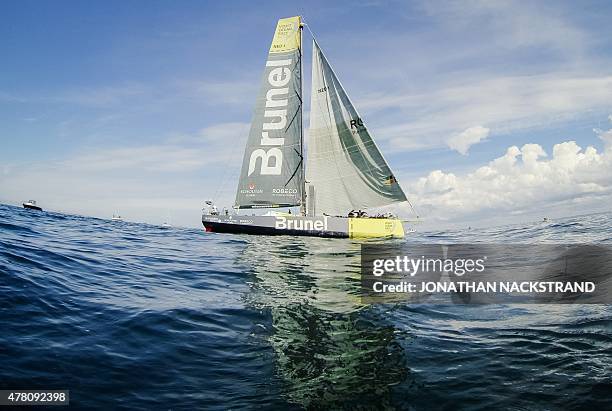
[348,218,405,239]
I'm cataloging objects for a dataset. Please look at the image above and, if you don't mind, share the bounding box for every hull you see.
[202,214,404,239]
[23,203,43,211]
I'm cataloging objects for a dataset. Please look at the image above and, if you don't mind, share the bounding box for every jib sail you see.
[306,40,407,216]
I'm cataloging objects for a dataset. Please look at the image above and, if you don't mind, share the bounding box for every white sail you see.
[306,40,407,216]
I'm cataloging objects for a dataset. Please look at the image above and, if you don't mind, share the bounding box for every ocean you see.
[1,203,610,410]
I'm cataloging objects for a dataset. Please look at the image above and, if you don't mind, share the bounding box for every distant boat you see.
[22,200,43,211]
[111,214,123,221]
[543,217,549,222]
[161,211,172,228]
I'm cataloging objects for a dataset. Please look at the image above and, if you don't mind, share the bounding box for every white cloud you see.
[56,84,150,106]
[418,0,588,57]
[404,127,612,226]
[595,126,612,149]
[0,84,150,107]
[333,1,612,155]
[0,91,27,103]
[175,79,259,106]
[66,122,249,172]
[447,126,490,155]
[363,74,612,153]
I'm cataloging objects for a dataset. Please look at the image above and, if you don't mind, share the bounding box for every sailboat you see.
[202,16,408,238]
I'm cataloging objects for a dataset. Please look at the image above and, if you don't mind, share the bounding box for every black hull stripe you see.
[202,220,348,238]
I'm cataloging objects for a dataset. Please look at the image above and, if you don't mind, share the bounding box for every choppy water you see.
[1,203,611,410]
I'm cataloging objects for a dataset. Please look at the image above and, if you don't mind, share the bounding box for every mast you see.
[299,21,306,216]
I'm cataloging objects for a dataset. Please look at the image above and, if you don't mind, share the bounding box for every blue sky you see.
[1,0,612,228]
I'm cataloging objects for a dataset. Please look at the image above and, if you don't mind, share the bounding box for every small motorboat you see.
[23,200,43,211]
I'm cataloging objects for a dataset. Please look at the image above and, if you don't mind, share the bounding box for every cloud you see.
[2,77,258,111]
[404,127,612,226]
[0,91,27,103]
[66,145,207,172]
[418,0,588,57]
[0,84,150,107]
[330,1,612,155]
[447,126,490,155]
[66,122,249,172]
[56,84,150,106]
[0,161,221,228]
[595,126,612,148]
[174,79,258,106]
[363,74,612,153]
[0,121,250,227]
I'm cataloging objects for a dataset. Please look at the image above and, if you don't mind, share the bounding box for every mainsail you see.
[306,40,407,216]
[235,16,304,209]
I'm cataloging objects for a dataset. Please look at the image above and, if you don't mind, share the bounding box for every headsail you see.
[306,40,407,216]
[235,16,304,209]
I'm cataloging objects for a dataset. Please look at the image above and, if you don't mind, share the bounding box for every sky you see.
[1,0,611,229]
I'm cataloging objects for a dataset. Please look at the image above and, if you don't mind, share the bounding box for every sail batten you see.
[306,40,407,216]
[234,16,304,209]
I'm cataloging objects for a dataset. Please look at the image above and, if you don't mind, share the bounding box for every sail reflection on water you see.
[239,237,410,408]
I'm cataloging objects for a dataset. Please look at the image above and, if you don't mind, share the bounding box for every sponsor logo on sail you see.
[240,182,263,195]
[384,175,397,186]
[247,58,293,177]
[271,20,298,51]
[350,118,364,129]
[272,188,298,195]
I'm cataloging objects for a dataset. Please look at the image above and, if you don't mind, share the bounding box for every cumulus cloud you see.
[447,126,490,155]
[406,127,612,225]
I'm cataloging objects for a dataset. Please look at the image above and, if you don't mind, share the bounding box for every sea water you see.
[0,203,610,409]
